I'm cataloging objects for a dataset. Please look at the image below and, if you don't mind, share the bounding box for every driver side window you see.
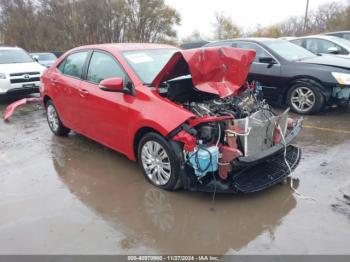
[235,42,272,62]
[87,51,126,84]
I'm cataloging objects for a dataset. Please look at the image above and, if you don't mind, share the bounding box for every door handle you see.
[79,88,89,97]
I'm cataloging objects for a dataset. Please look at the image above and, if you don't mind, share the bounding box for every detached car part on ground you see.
[13,44,302,193]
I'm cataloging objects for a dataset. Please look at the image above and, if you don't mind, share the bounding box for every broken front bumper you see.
[185,145,301,194]
[184,119,303,194]
[235,118,302,165]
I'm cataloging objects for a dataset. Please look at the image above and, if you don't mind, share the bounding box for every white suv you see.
[0,47,46,97]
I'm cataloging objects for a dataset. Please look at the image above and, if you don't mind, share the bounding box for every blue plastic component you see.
[188,146,219,177]
[333,87,350,100]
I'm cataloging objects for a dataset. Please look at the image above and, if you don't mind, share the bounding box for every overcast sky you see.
[165,0,347,39]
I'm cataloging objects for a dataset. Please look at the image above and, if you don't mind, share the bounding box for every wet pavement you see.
[0,98,350,255]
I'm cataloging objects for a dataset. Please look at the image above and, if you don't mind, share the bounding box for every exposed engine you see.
[169,81,294,181]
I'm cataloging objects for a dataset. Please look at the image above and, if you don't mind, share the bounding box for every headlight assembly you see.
[332,72,350,85]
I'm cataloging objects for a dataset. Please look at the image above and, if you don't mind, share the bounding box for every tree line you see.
[1,0,349,51]
[0,0,180,51]
[184,1,350,42]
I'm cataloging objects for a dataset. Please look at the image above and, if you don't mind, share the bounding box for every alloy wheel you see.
[291,86,315,113]
[141,141,172,186]
[47,104,59,132]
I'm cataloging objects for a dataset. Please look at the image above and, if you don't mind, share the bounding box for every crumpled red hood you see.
[151,47,256,97]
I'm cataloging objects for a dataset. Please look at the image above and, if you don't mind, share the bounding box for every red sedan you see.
[40,43,302,193]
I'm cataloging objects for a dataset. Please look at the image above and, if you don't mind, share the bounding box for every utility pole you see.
[304,0,310,33]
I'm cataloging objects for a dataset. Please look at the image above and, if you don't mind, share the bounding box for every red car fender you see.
[123,89,195,160]
[172,130,197,152]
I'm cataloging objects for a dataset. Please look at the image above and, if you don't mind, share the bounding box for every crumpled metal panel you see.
[151,47,256,98]
[3,97,42,122]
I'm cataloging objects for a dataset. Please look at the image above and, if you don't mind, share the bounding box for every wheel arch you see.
[133,127,163,161]
[283,76,330,104]
[43,95,52,107]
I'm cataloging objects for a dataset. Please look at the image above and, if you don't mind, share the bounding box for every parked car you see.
[205,38,350,114]
[180,40,211,50]
[30,52,57,68]
[40,43,302,193]
[324,31,350,41]
[0,46,46,98]
[51,51,65,58]
[290,35,350,59]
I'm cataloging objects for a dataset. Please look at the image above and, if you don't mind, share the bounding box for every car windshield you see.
[122,48,178,84]
[36,53,57,61]
[264,40,316,61]
[0,49,34,64]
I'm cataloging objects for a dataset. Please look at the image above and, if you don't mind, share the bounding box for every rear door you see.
[78,50,132,153]
[53,51,89,131]
[232,41,282,100]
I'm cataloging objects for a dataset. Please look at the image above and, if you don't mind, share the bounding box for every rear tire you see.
[137,132,183,191]
[287,81,325,115]
[46,100,70,136]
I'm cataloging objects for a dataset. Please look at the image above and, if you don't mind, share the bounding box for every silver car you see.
[30,52,57,68]
[290,35,350,59]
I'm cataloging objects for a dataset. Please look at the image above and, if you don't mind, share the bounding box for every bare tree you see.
[249,1,349,37]
[181,30,204,43]
[0,0,38,50]
[0,0,180,51]
[213,12,241,40]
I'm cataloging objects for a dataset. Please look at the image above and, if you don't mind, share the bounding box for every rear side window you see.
[87,51,126,84]
[290,39,304,47]
[234,42,271,62]
[343,33,350,41]
[58,51,88,79]
[206,42,233,47]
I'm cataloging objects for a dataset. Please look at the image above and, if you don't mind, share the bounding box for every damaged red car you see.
[40,43,302,193]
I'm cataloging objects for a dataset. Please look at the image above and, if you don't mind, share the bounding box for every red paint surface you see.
[152,47,256,97]
[172,130,197,152]
[41,44,254,161]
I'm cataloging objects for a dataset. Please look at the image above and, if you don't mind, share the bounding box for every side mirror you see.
[32,56,39,62]
[328,46,339,54]
[259,57,277,64]
[99,77,125,92]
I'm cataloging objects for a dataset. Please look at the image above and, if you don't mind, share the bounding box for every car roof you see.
[30,52,55,54]
[73,43,176,52]
[0,46,23,50]
[206,37,280,46]
[294,35,339,40]
[324,31,350,34]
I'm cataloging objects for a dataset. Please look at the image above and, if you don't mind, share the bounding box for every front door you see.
[78,50,132,154]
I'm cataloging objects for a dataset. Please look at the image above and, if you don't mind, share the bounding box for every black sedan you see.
[205,38,350,114]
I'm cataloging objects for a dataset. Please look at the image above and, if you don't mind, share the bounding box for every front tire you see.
[287,81,325,115]
[46,100,70,136]
[137,132,182,191]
